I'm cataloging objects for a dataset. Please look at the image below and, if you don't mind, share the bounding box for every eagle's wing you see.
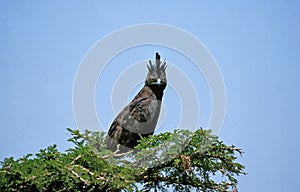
[107,94,153,151]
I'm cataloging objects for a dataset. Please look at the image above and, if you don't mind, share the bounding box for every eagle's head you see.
[145,52,167,89]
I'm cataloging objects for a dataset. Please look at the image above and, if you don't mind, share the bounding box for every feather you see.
[106,52,167,153]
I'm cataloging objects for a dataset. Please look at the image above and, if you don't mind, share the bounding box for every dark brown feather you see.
[106,52,167,153]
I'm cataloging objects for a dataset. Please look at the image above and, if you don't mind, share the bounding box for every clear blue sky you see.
[1,1,299,191]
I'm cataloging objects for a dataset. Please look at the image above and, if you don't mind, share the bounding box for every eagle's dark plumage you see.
[106,52,167,153]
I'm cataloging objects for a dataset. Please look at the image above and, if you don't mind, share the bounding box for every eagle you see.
[106,52,167,153]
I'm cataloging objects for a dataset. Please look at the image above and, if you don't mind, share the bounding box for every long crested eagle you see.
[106,52,167,153]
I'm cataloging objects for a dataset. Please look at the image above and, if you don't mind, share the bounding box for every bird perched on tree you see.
[106,52,167,153]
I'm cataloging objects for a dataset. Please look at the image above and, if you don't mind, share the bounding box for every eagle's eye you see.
[149,78,157,83]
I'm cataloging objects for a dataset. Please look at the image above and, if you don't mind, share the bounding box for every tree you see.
[0,128,245,191]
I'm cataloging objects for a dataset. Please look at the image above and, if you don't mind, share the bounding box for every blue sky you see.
[1,1,300,191]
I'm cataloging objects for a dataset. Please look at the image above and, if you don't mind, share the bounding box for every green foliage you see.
[0,128,245,191]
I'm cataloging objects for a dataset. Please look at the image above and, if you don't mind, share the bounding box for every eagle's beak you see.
[154,79,166,87]
[156,79,162,85]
